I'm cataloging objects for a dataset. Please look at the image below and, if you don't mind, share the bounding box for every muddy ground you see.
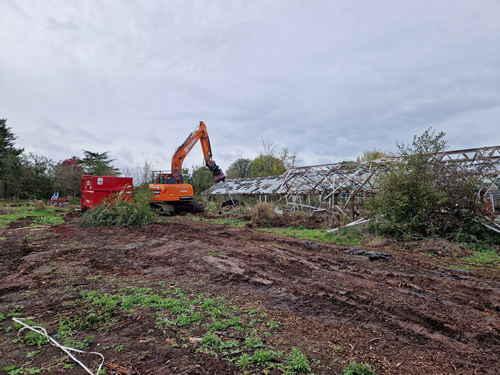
[0,211,499,374]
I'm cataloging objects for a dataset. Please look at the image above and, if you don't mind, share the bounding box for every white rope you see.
[13,318,105,375]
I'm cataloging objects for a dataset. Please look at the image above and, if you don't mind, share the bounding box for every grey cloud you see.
[1,0,499,174]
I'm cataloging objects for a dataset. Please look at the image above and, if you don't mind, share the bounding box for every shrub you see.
[370,128,490,239]
[250,203,278,226]
[79,186,155,226]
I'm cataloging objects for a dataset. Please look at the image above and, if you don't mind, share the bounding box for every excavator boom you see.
[170,121,225,183]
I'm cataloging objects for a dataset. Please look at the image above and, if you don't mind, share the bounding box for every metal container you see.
[81,175,133,211]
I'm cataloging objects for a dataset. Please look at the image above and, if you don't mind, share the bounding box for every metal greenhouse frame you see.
[203,146,500,218]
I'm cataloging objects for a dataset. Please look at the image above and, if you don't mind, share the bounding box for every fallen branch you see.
[327,218,370,232]
[11,225,51,232]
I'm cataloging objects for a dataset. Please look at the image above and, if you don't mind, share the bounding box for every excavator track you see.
[151,201,205,215]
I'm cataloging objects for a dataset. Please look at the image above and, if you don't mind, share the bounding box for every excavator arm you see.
[170,121,225,183]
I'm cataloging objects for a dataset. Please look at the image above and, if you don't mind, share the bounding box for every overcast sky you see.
[1,0,499,175]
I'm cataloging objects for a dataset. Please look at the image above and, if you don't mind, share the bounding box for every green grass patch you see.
[461,249,500,268]
[259,225,364,245]
[0,205,67,228]
[190,216,247,228]
[32,216,65,225]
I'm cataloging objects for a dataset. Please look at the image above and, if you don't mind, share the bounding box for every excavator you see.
[149,121,225,213]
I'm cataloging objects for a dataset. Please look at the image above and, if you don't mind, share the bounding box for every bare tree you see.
[121,159,154,186]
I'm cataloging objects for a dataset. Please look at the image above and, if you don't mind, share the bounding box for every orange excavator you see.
[149,121,225,213]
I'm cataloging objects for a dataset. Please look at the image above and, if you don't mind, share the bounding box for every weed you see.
[237,353,252,369]
[47,284,327,372]
[171,313,192,328]
[201,332,223,350]
[207,250,223,255]
[63,336,94,351]
[25,350,40,358]
[266,320,280,329]
[247,318,260,328]
[86,274,103,281]
[285,347,311,373]
[21,289,35,299]
[205,320,227,331]
[57,319,76,339]
[225,316,241,329]
[343,361,377,375]
[251,349,276,366]
[3,363,42,375]
[246,308,259,317]
[25,332,48,347]
[113,344,125,352]
[245,335,263,349]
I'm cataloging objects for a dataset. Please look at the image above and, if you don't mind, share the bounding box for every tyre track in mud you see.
[22,219,499,374]
[128,221,500,373]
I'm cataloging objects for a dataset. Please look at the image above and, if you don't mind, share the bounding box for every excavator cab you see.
[155,172,179,185]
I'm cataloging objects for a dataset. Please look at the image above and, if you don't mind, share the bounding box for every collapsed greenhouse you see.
[202,145,500,219]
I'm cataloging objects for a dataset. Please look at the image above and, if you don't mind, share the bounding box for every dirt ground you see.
[0,211,499,374]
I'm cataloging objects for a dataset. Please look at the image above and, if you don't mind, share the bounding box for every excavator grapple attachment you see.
[208,160,225,183]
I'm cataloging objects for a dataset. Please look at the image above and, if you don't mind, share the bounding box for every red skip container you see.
[81,175,133,212]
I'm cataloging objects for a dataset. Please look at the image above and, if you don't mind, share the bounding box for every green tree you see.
[248,139,295,177]
[2,152,23,198]
[356,149,391,162]
[17,153,55,199]
[370,128,487,238]
[226,158,252,179]
[250,154,286,177]
[0,119,24,198]
[189,165,215,196]
[53,157,83,197]
[81,150,118,176]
